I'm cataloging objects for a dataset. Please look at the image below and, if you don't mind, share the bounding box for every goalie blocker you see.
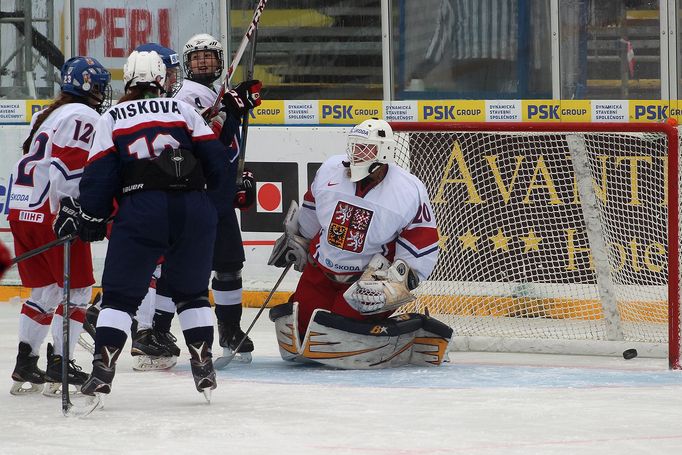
[269,302,452,369]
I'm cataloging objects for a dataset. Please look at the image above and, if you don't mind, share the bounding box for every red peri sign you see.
[78,7,171,57]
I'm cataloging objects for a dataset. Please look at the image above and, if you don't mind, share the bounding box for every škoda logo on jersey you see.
[327,201,373,253]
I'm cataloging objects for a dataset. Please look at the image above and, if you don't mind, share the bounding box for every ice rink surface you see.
[1,301,682,455]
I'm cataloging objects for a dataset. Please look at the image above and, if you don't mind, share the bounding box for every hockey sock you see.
[18,301,53,356]
[215,303,243,325]
[153,293,175,332]
[212,270,243,325]
[135,287,157,331]
[176,295,214,346]
[51,304,86,359]
[94,308,132,355]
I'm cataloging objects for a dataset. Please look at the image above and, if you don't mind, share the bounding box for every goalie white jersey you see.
[299,154,439,282]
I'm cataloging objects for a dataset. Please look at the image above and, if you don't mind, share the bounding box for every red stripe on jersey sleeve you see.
[193,133,218,142]
[303,189,315,203]
[51,144,89,171]
[87,146,116,164]
[400,226,439,250]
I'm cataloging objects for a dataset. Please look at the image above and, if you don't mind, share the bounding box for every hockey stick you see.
[206,0,268,121]
[235,0,260,186]
[214,262,292,369]
[60,240,101,417]
[61,239,73,415]
[10,233,76,266]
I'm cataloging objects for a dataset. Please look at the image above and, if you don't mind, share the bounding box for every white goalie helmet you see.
[123,50,166,92]
[346,118,396,182]
[183,33,224,83]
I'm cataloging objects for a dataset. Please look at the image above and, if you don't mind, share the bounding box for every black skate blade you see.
[63,394,102,418]
[214,350,252,370]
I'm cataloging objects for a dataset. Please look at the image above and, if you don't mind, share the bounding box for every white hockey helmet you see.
[183,33,224,84]
[123,50,166,93]
[345,119,396,182]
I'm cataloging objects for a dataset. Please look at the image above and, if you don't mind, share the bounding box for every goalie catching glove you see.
[343,254,420,315]
[267,201,310,272]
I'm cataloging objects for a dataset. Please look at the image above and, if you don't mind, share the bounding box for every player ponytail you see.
[21,93,79,155]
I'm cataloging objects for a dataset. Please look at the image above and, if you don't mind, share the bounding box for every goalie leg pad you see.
[269,302,302,362]
[300,309,432,369]
[409,314,453,367]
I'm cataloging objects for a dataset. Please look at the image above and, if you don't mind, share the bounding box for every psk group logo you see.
[420,100,485,122]
[523,100,561,122]
[630,101,669,122]
[240,162,298,233]
[319,101,382,125]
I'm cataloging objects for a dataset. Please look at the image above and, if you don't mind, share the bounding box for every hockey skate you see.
[43,343,89,396]
[214,321,254,369]
[10,342,46,395]
[77,294,101,354]
[81,345,121,400]
[188,341,216,403]
[130,329,177,371]
[155,329,181,357]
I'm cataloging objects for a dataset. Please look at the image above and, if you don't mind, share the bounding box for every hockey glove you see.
[234,169,256,210]
[53,197,81,238]
[0,240,11,280]
[78,210,108,242]
[209,111,226,136]
[221,80,262,117]
[268,233,310,273]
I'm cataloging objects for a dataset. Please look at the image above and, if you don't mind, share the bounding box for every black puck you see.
[622,348,638,360]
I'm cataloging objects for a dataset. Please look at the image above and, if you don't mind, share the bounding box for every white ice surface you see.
[1,302,682,455]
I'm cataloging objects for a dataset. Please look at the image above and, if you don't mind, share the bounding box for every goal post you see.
[389,122,681,369]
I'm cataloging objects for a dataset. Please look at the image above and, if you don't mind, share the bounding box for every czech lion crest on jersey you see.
[327,201,373,252]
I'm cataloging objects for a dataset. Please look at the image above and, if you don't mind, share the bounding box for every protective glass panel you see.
[560,0,661,100]
[393,0,552,100]
[229,0,382,100]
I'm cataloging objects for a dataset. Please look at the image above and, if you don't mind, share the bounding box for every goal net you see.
[390,122,681,369]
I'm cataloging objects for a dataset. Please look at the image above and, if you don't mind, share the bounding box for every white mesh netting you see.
[391,123,679,353]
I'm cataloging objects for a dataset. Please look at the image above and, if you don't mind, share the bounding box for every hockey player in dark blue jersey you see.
[70,50,231,402]
[150,33,260,365]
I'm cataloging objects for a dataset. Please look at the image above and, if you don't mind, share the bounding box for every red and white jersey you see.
[299,155,439,282]
[174,79,217,112]
[8,103,99,225]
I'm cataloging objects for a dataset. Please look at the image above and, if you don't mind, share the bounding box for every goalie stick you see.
[214,263,292,369]
[206,0,268,122]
